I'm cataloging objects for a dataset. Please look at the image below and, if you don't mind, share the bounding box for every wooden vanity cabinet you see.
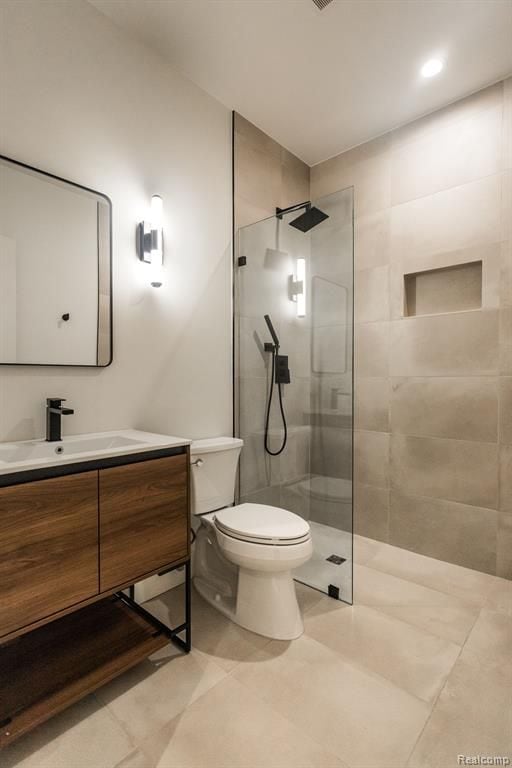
[0,447,190,747]
[99,454,189,591]
[0,471,99,639]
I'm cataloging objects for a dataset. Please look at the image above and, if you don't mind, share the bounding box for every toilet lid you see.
[214,503,310,545]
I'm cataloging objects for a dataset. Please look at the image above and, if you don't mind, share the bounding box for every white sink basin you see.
[0,429,190,475]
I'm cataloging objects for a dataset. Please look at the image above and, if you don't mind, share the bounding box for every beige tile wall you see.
[234,113,310,230]
[234,113,311,513]
[311,78,512,578]
[235,80,512,579]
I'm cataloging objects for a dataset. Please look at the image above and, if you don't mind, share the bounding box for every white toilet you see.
[191,437,313,640]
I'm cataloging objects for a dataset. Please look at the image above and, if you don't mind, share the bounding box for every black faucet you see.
[46,398,74,442]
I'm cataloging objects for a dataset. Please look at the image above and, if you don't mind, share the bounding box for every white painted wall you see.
[0,0,232,442]
[0,235,16,361]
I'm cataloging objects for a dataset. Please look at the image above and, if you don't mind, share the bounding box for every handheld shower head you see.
[264,314,280,349]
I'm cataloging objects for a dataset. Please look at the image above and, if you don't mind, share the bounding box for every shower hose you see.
[264,347,288,456]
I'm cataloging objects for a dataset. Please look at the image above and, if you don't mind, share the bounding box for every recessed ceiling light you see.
[421,58,444,78]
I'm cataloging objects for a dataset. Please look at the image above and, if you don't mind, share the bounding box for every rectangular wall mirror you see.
[0,155,112,366]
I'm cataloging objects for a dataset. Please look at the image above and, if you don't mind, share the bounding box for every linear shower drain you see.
[326,554,346,565]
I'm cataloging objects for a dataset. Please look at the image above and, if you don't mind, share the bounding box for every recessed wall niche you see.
[403,260,483,317]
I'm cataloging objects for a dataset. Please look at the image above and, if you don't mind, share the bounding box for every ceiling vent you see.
[311,0,334,9]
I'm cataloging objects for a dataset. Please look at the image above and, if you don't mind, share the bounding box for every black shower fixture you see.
[276,201,329,233]
[264,314,280,350]
[263,313,289,456]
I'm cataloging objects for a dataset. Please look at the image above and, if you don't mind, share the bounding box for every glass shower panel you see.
[235,187,354,604]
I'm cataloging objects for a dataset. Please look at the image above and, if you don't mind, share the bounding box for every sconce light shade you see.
[137,194,164,287]
[296,258,306,317]
[289,258,306,317]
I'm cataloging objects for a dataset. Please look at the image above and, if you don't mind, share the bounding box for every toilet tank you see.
[190,437,244,514]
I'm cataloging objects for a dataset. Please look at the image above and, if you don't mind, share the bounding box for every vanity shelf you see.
[0,596,170,747]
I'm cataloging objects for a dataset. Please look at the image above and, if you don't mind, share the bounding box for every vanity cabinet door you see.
[0,472,99,639]
[99,455,189,591]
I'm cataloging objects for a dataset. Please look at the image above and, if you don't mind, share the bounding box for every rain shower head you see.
[289,206,329,232]
[276,201,329,233]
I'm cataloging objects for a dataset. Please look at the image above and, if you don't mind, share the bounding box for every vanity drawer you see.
[99,454,189,591]
[0,472,99,639]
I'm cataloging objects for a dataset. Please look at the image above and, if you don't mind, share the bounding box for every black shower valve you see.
[275,354,291,384]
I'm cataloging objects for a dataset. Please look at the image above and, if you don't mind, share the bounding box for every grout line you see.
[402,604,483,767]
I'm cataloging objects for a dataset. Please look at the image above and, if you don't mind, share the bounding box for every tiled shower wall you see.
[234,79,512,579]
[233,113,312,512]
[311,79,512,579]
[234,113,310,231]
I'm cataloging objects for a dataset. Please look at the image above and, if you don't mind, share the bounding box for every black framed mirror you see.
[0,155,112,367]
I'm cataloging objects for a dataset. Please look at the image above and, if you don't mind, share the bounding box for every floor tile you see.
[145,585,272,672]
[137,676,347,768]
[485,575,512,616]
[97,644,226,743]
[1,696,134,768]
[233,633,431,768]
[295,580,325,614]
[374,602,479,646]
[408,650,512,768]
[354,563,472,608]
[304,601,460,703]
[113,751,150,768]
[463,607,512,667]
[353,533,384,564]
[366,545,496,605]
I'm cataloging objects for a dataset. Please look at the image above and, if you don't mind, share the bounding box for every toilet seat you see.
[214,503,310,546]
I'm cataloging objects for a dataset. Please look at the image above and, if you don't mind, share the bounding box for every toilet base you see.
[235,567,304,640]
[193,570,303,641]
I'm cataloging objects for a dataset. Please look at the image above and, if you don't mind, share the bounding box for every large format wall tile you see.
[354,483,389,542]
[354,321,389,377]
[238,80,511,579]
[311,425,353,479]
[390,98,502,205]
[354,265,390,322]
[390,434,498,509]
[311,134,391,216]
[504,77,512,170]
[390,175,502,261]
[392,82,502,152]
[235,113,282,160]
[499,376,512,443]
[390,311,499,377]
[389,490,498,574]
[503,171,512,242]
[391,377,498,442]
[354,430,390,488]
[497,513,512,579]
[354,209,390,271]
[355,377,389,432]
[499,445,512,513]
[235,133,281,213]
[280,149,310,209]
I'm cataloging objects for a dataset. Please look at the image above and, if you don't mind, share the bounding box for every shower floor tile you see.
[294,520,353,601]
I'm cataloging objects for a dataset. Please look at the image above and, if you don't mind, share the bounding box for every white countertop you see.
[0,429,191,475]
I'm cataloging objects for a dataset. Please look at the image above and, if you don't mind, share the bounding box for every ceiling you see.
[90,0,512,165]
